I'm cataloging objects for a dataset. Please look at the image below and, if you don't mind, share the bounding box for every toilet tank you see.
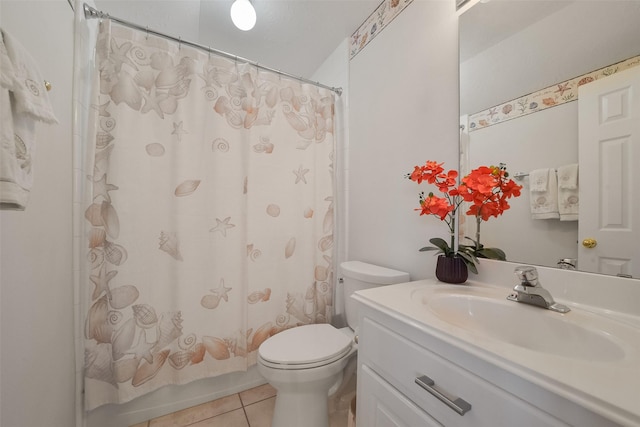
[340,261,410,330]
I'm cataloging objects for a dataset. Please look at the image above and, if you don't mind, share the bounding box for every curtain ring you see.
[208,46,211,59]
[145,26,149,39]
[178,37,182,50]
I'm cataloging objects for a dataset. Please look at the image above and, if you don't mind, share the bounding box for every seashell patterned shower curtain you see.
[79,20,335,410]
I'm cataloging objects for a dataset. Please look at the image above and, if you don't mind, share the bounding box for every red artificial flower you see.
[436,170,458,193]
[501,179,522,198]
[409,166,425,183]
[418,194,454,220]
[408,160,522,238]
[407,160,523,266]
[460,164,522,220]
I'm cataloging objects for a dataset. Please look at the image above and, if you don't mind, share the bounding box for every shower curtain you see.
[77,20,335,410]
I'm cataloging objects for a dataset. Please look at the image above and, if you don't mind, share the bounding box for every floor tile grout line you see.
[241,393,277,427]
[179,392,246,427]
[240,402,251,427]
[242,394,277,409]
[135,381,356,427]
[138,386,278,427]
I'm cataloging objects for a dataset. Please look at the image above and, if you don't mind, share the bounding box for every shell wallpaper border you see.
[468,55,640,132]
[349,0,414,60]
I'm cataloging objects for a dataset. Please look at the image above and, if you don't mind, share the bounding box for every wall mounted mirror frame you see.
[459,0,640,279]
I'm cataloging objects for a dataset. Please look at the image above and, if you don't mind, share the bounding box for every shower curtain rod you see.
[81,3,342,96]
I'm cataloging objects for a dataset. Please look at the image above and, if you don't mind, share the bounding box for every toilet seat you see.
[258,324,353,370]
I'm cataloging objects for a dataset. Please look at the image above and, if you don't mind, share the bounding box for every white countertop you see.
[354,279,640,426]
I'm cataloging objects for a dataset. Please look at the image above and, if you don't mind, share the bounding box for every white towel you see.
[0,29,58,210]
[557,163,579,221]
[529,168,559,219]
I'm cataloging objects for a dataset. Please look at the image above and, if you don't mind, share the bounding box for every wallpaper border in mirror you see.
[469,54,640,132]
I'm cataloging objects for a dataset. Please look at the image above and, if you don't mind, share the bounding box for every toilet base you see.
[258,349,356,427]
[272,388,332,427]
[257,324,358,427]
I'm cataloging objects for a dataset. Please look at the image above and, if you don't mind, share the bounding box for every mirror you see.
[459,1,640,277]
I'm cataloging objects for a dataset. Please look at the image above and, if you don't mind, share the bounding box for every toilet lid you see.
[259,324,353,366]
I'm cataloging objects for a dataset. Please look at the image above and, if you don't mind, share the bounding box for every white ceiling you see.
[459,0,573,62]
[94,0,381,78]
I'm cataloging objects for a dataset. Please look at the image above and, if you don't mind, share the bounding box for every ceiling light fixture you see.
[230,0,256,31]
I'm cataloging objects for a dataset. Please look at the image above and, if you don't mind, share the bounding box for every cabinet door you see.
[358,365,442,427]
[361,318,572,427]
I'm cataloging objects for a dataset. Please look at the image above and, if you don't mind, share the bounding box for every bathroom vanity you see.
[353,269,640,426]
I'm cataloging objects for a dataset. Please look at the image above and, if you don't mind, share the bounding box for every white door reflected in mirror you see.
[578,66,640,278]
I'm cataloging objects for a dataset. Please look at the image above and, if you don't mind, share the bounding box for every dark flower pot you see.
[435,255,468,284]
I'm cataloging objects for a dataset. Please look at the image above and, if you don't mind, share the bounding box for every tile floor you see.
[130,374,356,427]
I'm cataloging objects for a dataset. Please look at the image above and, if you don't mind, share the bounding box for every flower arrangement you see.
[407,161,522,275]
[458,163,522,260]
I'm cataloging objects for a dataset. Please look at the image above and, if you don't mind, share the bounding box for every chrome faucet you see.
[507,266,570,313]
[557,258,577,270]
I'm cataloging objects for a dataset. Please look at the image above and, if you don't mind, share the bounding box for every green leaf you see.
[478,247,507,260]
[458,244,473,256]
[428,237,452,255]
[459,247,479,265]
[463,236,479,246]
[467,262,478,275]
[457,252,478,274]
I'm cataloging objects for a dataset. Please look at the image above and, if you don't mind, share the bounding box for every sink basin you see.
[415,286,636,362]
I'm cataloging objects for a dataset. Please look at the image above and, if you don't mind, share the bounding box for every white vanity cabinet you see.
[359,364,442,426]
[354,289,623,427]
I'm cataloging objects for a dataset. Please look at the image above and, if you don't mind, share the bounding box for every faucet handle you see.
[514,266,539,286]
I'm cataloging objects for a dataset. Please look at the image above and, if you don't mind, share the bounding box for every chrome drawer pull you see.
[415,375,472,416]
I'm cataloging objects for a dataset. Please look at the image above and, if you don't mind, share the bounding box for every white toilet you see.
[257,261,410,427]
